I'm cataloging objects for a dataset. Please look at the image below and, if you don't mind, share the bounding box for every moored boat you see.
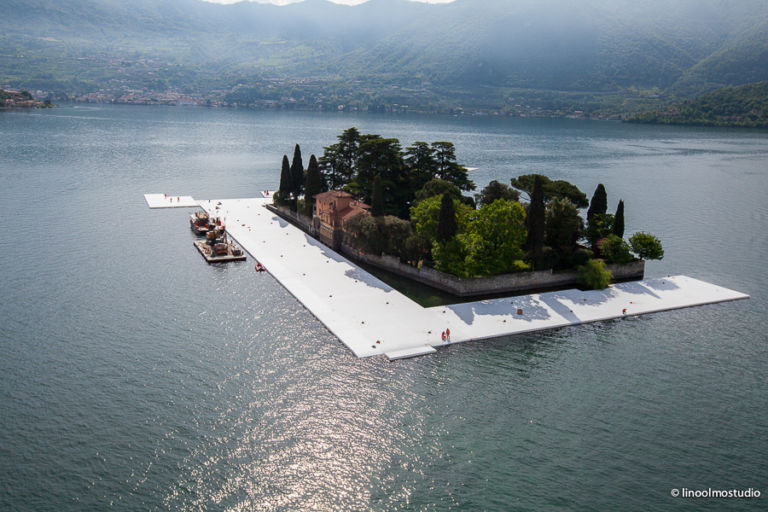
[190,210,210,235]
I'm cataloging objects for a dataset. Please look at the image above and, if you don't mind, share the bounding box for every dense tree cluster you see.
[627,81,768,128]
[318,128,475,218]
[277,129,664,289]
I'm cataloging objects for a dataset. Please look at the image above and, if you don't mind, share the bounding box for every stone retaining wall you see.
[342,247,645,296]
[267,203,645,297]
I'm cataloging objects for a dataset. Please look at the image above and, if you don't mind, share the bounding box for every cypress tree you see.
[525,174,546,254]
[613,199,625,238]
[303,154,322,217]
[436,193,458,242]
[278,154,291,204]
[290,144,304,197]
[587,183,607,222]
[371,175,385,216]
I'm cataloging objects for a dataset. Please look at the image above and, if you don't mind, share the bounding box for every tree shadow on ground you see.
[344,267,393,293]
[270,215,290,228]
[547,287,615,309]
[301,234,349,264]
[445,295,552,325]
[644,277,680,292]
[537,294,582,324]
[616,281,661,299]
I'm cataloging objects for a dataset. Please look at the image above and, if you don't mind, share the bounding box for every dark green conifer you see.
[371,175,385,217]
[436,193,458,242]
[587,183,607,222]
[613,199,625,238]
[290,144,304,197]
[525,175,546,254]
[277,154,291,204]
[303,154,322,217]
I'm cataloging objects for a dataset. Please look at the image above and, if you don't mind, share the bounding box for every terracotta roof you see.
[338,204,370,221]
[315,190,354,201]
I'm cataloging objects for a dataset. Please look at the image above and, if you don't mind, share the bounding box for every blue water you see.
[1,105,766,510]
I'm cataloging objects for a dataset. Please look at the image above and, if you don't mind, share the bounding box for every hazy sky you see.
[203,0,455,5]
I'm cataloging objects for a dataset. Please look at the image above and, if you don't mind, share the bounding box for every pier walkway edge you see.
[146,194,750,360]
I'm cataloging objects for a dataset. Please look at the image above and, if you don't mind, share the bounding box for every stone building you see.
[313,190,370,249]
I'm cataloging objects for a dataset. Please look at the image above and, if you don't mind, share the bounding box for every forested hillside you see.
[626,82,768,128]
[3,0,767,115]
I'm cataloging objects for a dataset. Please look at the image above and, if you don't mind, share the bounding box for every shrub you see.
[379,216,412,258]
[403,232,432,264]
[571,247,593,267]
[598,234,633,264]
[344,213,383,255]
[578,259,613,290]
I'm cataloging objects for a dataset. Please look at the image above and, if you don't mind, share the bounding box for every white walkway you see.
[149,195,749,359]
[144,193,199,208]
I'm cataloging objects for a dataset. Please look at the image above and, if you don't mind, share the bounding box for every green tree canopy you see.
[303,154,322,217]
[546,180,588,208]
[460,199,528,276]
[629,232,664,260]
[586,184,610,248]
[437,193,458,242]
[587,183,607,222]
[598,234,633,264]
[414,178,473,206]
[346,136,406,213]
[545,197,583,268]
[510,174,587,207]
[379,216,412,258]
[586,213,615,248]
[476,180,520,206]
[319,127,360,190]
[344,214,412,258]
[578,259,613,290]
[525,175,546,258]
[344,213,383,255]
[277,154,291,205]
[404,141,437,192]
[431,141,475,191]
[613,200,625,238]
[371,175,385,216]
[290,144,304,196]
[410,194,471,244]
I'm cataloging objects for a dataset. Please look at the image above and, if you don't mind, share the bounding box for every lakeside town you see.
[2,80,622,119]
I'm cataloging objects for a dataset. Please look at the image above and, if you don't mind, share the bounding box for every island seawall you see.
[266,203,644,297]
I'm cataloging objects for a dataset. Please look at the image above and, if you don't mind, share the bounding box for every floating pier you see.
[144,193,199,208]
[193,240,246,264]
[148,195,749,359]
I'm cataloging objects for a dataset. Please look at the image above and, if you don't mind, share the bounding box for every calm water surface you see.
[1,105,766,511]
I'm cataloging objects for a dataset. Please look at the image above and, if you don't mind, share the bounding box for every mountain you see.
[625,81,768,128]
[2,0,767,114]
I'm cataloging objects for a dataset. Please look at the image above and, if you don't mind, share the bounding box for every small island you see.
[270,128,664,295]
[1,89,52,109]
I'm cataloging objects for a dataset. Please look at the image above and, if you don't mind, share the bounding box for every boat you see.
[254,262,267,272]
[193,226,246,263]
[190,210,210,235]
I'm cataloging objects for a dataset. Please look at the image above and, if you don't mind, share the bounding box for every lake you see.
[1,105,766,511]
